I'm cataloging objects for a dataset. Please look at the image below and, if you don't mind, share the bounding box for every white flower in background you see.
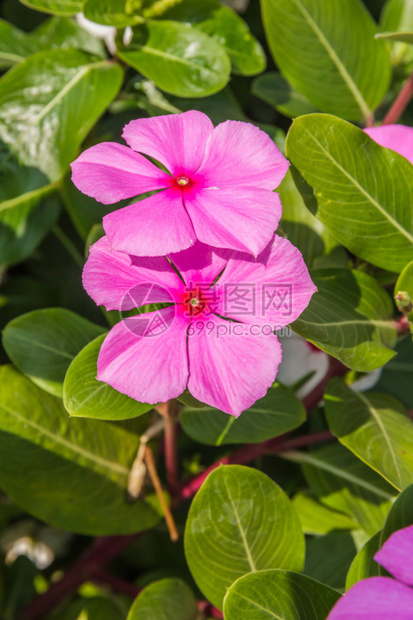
[76,13,117,55]
[277,333,382,398]
[1,520,71,569]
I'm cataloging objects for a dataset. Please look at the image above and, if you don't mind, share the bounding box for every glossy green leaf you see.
[64,334,154,420]
[292,491,357,535]
[325,378,413,490]
[83,0,144,27]
[162,0,266,76]
[117,21,231,98]
[261,0,390,121]
[375,336,413,408]
[0,18,40,68]
[0,365,162,535]
[305,530,361,589]
[286,114,413,271]
[292,269,397,372]
[31,16,106,56]
[223,569,340,620]
[292,443,395,536]
[18,0,83,16]
[0,48,123,206]
[2,308,104,397]
[252,73,318,118]
[180,383,305,446]
[184,465,305,609]
[0,193,60,268]
[127,578,198,620]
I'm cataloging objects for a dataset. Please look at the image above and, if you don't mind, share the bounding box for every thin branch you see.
[144,446,179,542]
[157,400,179,496]
[382,71,413,125]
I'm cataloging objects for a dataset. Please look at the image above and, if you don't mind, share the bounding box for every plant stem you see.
[156,400,179,497]
[382,71,413,125]
[52,225,84,268]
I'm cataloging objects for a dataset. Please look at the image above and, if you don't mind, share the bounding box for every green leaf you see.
[379,0,413,63]
[64,334,154,420]
[260,0,391,121]
[180,383,305,446]
[292,491,357,535]
[117,21,231,98]
[127,578,198,620]
[161,0,266,76]
[60,173,116,240]
[184,465,305,609]
[2,308,105,397]
[0,49,123,190]
[376,30,413,42]
[286,114,413,272]
[346,483,413,588]
[305,530,361,589]
[292,269,397,372]
[278,170,342,268]
[18,0,83,16]
[325,378,413,490]
[0,193,60,268]
[0,365,162,535]
[394,260,413,327]
[375,336,413,408]
[252,73,318,118]
[83,0,145,27]
[292,443,395,536]
[0,18,40,68]
[223,569,340,620]
[30,16,106,57]
[345,531,382,589]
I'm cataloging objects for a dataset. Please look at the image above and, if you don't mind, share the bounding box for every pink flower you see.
[71,111,289,257]
[364,124,413,165]
[82,235,316,416]
[327,525,413,619]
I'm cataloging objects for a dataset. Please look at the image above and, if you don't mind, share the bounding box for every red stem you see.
[157,400,180,497]
[382,71,413,125]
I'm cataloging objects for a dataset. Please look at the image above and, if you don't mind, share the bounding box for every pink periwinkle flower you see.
[83,234,316,416]
[328,525,413,619]
[71,111,289,257]
[364,124,413,165]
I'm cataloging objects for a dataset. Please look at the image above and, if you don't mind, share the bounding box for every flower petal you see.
[216,235,317,328]
[327,577,413,619]
[364,124,413,165]
[82,236,184,311]
[71,142,172,204]
[122,111,214,176]
[103,187,196,256]
[169,241,231,288]
[97,307,189,404]
[374,525,413,586]
[184,186,282,256]
[195,120,289,190]
[187,314,282,416]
